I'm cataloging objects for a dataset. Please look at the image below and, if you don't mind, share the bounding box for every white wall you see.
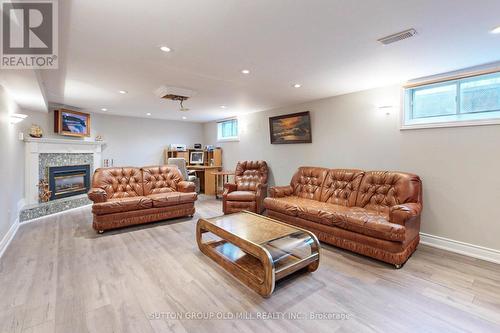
[0,85,25,247]
[203,85,500,251]
[21,110,204,167]
[91,113,203,166]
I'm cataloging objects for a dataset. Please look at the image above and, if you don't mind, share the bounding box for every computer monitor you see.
[189,151,204,165]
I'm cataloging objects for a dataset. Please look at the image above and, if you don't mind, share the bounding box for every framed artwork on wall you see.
[269,111,312,144]
[54,109,91,137]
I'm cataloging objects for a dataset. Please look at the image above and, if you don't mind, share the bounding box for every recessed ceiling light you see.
[101,108,108,111]
[220,105,227,109]
[293,83,302,88]
[491,26,500,34]
[146,112,151,116]
[182,116,187,120]
[119,90,128,94]
[241,69,250,74]
[160,46,172,52]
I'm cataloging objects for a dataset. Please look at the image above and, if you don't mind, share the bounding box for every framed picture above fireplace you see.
[54,109,91,137]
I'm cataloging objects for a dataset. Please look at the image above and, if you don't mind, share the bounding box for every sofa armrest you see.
[390,203,422,225]
[255,183,268,195]
[255,183,268,200]
[223,183,238,196]
[88,188,107,203]
[269,185,293,198]
[255,183,268,213]
[178,181,196,193]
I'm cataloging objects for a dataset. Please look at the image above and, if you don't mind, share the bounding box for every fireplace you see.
[48,164,91,200]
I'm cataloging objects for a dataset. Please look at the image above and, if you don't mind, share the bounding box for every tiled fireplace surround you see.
[20,138,104,222]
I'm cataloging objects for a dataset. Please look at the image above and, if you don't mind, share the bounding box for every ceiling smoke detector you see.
[377,28,417,45]
[155,86,196,112]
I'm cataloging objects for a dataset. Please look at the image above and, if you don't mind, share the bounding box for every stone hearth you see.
[21,137,105,222]
[20,194,91,222]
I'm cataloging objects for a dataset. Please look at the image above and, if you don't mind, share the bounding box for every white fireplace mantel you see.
[24,138,105,205]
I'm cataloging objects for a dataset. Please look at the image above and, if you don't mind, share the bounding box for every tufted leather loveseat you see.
[88,166,197,233]
[264,167,422,267]
[223,160,269,214]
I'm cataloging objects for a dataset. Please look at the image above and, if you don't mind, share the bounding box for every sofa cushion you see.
[148,192,197,208]
[92,196,152,215]
[290,167,329,201]
[266,196,405,242]
[226,190,257,201]
[142,166,183,195]
[319,169,364,206]
[92,167,144,199]
[297,204,405,242]
[295,200,354,222]
[355,171,422,216]
[264,196,319,217]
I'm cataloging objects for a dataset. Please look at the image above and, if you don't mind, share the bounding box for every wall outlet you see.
[18,132,24,140]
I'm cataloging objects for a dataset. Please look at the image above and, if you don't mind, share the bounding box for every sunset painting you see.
[269,111,312,144]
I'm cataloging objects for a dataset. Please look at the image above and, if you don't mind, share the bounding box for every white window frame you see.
[217,118,239,142]
[401,69,500,130]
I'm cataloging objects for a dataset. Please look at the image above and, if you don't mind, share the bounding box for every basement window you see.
[402,71,500,129]
[217,118,239,141]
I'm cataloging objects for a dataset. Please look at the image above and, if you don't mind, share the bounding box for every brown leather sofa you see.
[223,160,269,214]
[88,166,197,233]
[264,167,422,267]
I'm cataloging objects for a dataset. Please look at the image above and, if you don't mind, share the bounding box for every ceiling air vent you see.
[154,86,196,112]
[154,86,195,100]
[377,28,417,45]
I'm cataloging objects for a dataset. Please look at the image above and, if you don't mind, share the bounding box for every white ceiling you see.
[0,69,48,112]
[5,0,500,122]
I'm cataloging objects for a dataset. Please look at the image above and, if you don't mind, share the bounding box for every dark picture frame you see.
[54,109,91,137]
[269,111,312,144]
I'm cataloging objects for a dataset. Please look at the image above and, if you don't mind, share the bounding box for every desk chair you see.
[167,158,200,193]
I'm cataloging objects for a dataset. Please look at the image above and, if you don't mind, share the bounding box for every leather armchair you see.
[223,160,269,214]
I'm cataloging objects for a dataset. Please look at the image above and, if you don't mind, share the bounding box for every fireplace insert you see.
[48,164,91,200]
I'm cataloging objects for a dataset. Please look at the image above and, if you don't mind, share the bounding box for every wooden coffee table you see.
[196,211,320,297]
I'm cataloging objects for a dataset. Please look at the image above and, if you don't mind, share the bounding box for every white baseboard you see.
[420,232,500,265]
[0,218,20,259]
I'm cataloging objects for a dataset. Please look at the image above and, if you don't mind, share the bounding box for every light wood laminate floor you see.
[1,196,500,333]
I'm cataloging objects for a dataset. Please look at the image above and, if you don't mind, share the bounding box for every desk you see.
[187,165,221,195]
[212,170,235,199]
